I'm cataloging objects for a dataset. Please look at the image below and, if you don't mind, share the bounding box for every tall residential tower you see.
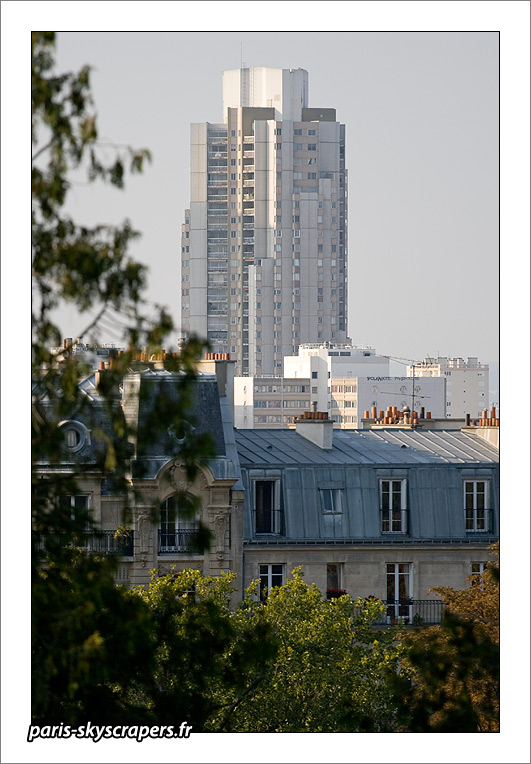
[181,67,348,376]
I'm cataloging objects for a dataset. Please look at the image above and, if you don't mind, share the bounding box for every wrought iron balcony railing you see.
[381,599,444,626]
[34,530,134,557]
[158,529,198,554]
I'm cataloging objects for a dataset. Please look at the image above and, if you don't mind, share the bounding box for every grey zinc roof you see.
[234,427,499,467]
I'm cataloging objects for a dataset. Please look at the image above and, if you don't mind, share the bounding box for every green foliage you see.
[31,32,217,724]
[32,548,154,725]
[127,569,277,730]
[226,569,404,732]
[388,544,499,732]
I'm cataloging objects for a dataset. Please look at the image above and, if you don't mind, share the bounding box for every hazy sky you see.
[50,30,500,367]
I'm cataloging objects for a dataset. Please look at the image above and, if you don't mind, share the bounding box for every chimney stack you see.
[294,410,334,449]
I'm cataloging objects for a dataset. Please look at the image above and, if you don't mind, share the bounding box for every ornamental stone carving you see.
[137,511,150,556]
[166,463,184,490]
[213,511,228,557]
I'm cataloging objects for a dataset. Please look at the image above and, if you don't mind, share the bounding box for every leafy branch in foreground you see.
[387,543,499,732]
[31,32,216,724]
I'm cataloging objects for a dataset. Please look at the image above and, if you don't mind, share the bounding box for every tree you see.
[31,32,216,723]
[126,569,277,730]
[224,569,404,732]
[388,544,499,732]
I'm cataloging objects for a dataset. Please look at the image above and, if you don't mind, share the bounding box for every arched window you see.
[159,495,199,554]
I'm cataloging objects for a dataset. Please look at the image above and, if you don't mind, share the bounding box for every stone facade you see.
[36,364,499,616]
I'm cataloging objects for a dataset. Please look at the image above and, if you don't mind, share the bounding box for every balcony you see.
[35,530,134,556]
[86,530,134,556]
[158,529,198,554]
[352,599,444,626]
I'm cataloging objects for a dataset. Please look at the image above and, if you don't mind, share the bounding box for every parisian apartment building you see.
[180,67,348,377]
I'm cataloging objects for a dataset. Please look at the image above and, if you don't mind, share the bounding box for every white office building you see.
[352,376,447,425]
[181,67,348,376]
[407,357,489,418]
[283,343,390,411]
[234,344,397,429]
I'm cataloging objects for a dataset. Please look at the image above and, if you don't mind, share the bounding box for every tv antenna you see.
[379,355,430,415]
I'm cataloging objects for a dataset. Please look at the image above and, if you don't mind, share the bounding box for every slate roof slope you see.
[234,428,499,467]
[134,369,226,458]
[128,369,241,481]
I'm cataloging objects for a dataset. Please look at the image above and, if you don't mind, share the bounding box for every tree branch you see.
[216,674,265,731]
[32,140,54,163]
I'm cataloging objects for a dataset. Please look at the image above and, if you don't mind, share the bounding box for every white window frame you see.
[159,495,199,553]
[464,480,489,532]
[326,562,344,598]
[259,563,284,600]
[380,479,407,533]
[386,562,412,622]
[58,493,91,522]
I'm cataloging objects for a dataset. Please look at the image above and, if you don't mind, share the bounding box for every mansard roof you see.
[234,427,499,468]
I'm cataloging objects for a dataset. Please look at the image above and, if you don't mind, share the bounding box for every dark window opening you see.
[255,480,274,533]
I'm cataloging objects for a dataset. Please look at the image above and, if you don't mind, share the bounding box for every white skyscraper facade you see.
[181,67,348,376]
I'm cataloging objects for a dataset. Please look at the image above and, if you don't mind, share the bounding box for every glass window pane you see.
[66,429,79,447]
[327,564,339,590]
[386,575,395,601]
[256,481,273,532]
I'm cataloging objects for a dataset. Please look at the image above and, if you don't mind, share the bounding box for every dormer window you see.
[254,479,283,535]
[464,481,490,532]
[319,488,343,514]
[58,420,91,453]
[380,479,408,533]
